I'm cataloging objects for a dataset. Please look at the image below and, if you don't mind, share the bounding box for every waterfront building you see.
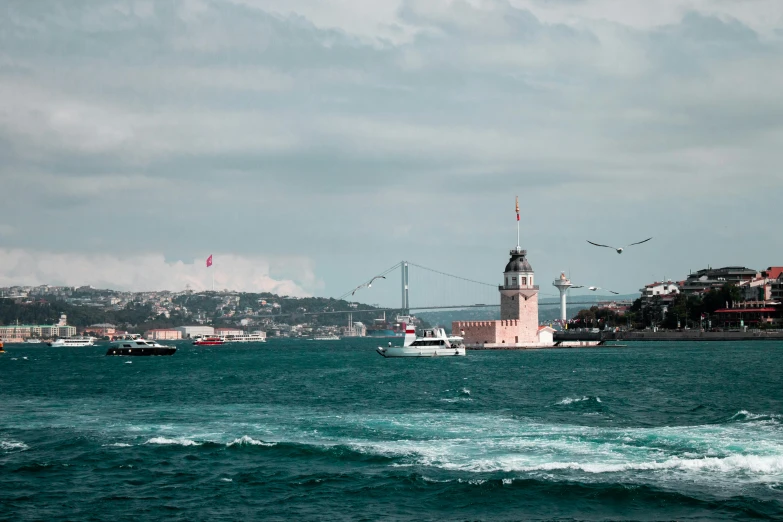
[215,327,243,336]
[87,323,116,335]
[640,281,681,298]
[681,266,758,295]
[0,323,75,341]
[175,325,215,338]
[145,329,183,340]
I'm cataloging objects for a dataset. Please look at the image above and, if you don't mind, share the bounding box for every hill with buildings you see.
[0,285,405,338]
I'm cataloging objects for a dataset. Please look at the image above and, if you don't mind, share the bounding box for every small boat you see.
[313,335,340,341]
[48,337,95,347]
[106,337,176,356]
[0,341,4,353]
[193,336,225,346]
[25,339,42,344]
[377,326,465,358]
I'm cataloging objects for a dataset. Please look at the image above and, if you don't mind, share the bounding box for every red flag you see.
[515,196,520,221]
[206,255,213,268]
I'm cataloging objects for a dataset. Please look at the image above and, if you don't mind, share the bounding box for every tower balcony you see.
[499,285,540,291]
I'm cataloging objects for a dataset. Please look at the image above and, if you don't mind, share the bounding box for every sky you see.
[1,0,782,306]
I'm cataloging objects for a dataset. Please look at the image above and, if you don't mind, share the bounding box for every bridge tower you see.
[552,272,573,322]
[400,261,409,313]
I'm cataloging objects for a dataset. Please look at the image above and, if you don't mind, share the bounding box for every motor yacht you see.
[106,336,176,356]
[377,326,465,357]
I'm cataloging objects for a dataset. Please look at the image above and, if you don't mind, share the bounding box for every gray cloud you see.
[1,0,782,302]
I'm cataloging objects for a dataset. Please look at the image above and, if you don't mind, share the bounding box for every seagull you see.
[351,275,386,296]
[588,286,619,295]
[587,237,652,254]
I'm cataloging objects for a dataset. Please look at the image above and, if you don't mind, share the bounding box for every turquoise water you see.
[2,339,783,521]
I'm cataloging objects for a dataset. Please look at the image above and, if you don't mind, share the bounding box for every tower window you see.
[521,277,527,285]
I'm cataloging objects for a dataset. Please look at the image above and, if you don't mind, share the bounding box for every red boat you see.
[193,336,225,346]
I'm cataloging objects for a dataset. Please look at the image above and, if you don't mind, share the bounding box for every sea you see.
[1,339,782,521]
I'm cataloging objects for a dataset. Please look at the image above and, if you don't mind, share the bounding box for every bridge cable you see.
[337,261,403,301]
[407,262,497,288]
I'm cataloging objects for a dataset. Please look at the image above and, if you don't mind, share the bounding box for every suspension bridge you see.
[339,261,606,313]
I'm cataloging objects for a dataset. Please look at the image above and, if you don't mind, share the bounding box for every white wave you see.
[1,440,29,451]
[449,454,783,476]
[732,410,781,423]
[460,388,471,396]
[104,443,132,448]
[220,478,233,482]
[227,435,275,447]
[125,361,132,364]
[556,396,596,405]
[145,437,201,446]
[502,478,513,485]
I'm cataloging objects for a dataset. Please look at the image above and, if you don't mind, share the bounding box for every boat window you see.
[438,340,445,345]
[123,344,132,348]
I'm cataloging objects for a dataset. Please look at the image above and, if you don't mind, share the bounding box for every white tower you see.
[552,272,573,322]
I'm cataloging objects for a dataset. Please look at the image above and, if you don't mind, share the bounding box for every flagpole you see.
[515,196,520,252]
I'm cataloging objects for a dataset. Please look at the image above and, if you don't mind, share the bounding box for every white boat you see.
[313,335,340,341]
[25,339,43,344]
[48,337,95,347]
[222,332,267,343]
[377,326,466,357]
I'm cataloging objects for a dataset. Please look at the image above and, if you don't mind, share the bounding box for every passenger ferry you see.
[223,332,267,343]
[376,326,465,357]
[48,337,95,347]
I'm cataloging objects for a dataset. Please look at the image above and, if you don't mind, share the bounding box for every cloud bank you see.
[1,0,782,301]
[0,250,317,295]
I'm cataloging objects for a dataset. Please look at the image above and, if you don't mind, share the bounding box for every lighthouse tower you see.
[552,272,573,322]
[499,248,539,341]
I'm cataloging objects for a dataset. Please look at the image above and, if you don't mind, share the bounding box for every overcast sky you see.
[1,0,782,306]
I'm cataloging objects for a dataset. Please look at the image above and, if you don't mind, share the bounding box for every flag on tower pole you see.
[515,196,520,221]
[206,255,213,268]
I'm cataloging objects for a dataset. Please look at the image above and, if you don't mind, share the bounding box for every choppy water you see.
[2,339,783,521]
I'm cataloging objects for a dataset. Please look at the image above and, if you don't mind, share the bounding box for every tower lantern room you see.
[499,248,539,325]
[502,249,535,290]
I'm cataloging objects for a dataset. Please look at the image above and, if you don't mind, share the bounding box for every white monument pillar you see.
[552,272,573,322]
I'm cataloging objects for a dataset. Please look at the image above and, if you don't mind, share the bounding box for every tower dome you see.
[504,250,533,274]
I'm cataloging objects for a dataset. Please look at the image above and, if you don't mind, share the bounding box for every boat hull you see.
[106,347,177,356]
[377,346,465,357]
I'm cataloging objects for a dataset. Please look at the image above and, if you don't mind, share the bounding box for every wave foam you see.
[1,440,29,451]
[145,437,201,446]
[104,443,132,448]
[227,435,275,447]
[556,396,601,405]
[438,454,783,477]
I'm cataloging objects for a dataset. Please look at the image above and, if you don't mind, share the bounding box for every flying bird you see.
[588,286,619,295]
[350,275,387,296]
[587,237,652,254]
